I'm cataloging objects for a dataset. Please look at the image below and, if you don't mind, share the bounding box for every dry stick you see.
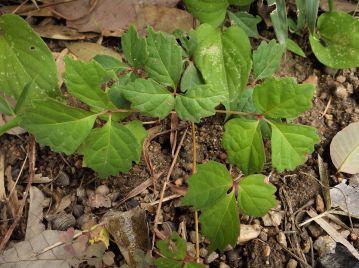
[191,122,200,263]
[320,95,332,118]
[0,136,36,252]
[7,155,28,201]
[152,128,188,249]
[12,0,29,14]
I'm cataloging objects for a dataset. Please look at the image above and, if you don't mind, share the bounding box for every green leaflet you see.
[144,27,183,88]
[155,259,182,268]
[200,191,239,252]
[181,161,232,210]
[194,24,251,111]
[124,120,147,160]
[253,40,284,80]
[223,118,265,174]
[237,174,277,216]
[184,263,204,268]
[156,232,186,261]
[63,57,116,111]
[94,55,128,72]
[79,119,146,178]
[121,25,148,68]
[0,95,14,115]
[228,11,262,38]
[270,122,319,171]
[180,63,203,92]
[286,38,306,57]
[309,11,359,69]
[0,14,59,101]
[20,99,97,155]
[253,77,314,118]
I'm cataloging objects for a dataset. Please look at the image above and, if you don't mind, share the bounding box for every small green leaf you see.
[309,11,359,68]
[184,262,205,268]
[121,25,148,68]
[228,11,261,38]
[144,28,183,87]
[0,95,14,115]
[154,259,182,268]
[181,161,232,210]
[156,232,186,260]
[94,55,128,72]
[253,40,284,80]
[223,118,265,174]
[200,191,239,251]
[180,63,203,92]
[63,57,115,111]
[121,79,174,119]
[79,119,144,178]
[20,99,97,155]
[286,38,306,57]
[176,85,223,123]
[270,122,319,171]
[237,174,277,216]
[253,77,314,118]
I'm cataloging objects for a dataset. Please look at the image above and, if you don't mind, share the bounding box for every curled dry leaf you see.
[330,179,359,216]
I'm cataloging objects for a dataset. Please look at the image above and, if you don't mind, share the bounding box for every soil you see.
[1,2,359,268]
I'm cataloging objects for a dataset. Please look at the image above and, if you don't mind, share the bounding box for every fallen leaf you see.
[5,166,20,218]
[54,48,69,87]
[54,194,73,214]
[25,186,46,240]
[34,25,97,40]
[0,5,53,16]
[330,179,359,217]
[65,42,121,62]
[88,191,111,208]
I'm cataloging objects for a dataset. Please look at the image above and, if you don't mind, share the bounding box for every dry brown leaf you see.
[5,166,20,218]
[88,191,111,208]
[25,187,46,240]
[0,5,53,16]
[50,0,192,36]
[54,48,69,87]
[66,42,121,62]
[34,25,97,40]
[54,194,73,214]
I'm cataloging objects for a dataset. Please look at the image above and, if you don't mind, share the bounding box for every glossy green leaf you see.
[194,24,251,111]
[200,191,239,251]
[63,57,115,111]
[181,161,232,210]
[286,38,306,57]
[0,95,14,115]
[154,259,182,268]
[94,55,127,72]
[223,118,265,174]
[144,28,183,87]
[121,79,174,119]
[176,85,223,123]
[0,14,59,101]
[253,77,314,118]
[309,11,359,68]
[253,40,284,80]
[228,11,261,38]
[79,119,145,178]
[237,174,277,216]
[180,63,203,92]
[20,99,97,155]
[156,232,186,260]
[121,25,148,68]
[270,122,319,171]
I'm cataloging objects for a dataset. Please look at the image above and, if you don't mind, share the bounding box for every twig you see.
[277,242,313,268]
[320,95,332,118]
[7,154,28,201]
[12,0,29,14]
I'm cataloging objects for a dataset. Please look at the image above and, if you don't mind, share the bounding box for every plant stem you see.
[0,116,20,136]
[215,109,263,118]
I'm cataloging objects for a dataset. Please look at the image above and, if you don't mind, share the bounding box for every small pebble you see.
[336,75,346,83]
[205,252,219,264]
[350,232,358,241]
[95,185,110,195]
[316,194,325,213]
[259,231,268,242]
[308,223,322,238]
[263,245,271,257]
[277,232,287,248]
[189,231,197,244]
[286,259,298,268]
[219,152,227,160]
[335,85,348,99]
[200,247,208,258]
[219,262,230,268]
[175,178,183,186]
[314,235,336,256]
[186,242,196,257]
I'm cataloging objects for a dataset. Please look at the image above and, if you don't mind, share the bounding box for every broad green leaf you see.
[200,191,239,251]
[79,120,143,178]
[253,77,314,118]
[223,118,265,174]
[270,122,319,171]
[330,122,359,174]
[108,74,135,109]
[0,14,59,100]
[144,28,183,87]
[94,55,127,72]
[183,0,229,27]
[309,11,359,68]
[154,259,182,268]
[237,174,276,216]
[228,11,261,38]
[63,57,115,111]
[180,63,203,92]
[176,85,223,123]
[121,79,174,119]
[0,95,14,115]
[237,88,256,115]
[253,40,284,80]
[194,24,252,111]
[121,25,148,68]
[269,0,288,45]
[173,30,197,58]
[156,232,186,260]
[124,120,147,160]
[20,99,97,155]
[181,161,232,210]
[286,38,306,57]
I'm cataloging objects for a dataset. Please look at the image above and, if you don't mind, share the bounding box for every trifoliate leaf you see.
[121,25,148,68]
[223,118,265,174]
[253,40,284,80]
[228,11,261,38]
[0,14,59,101]
[237,174,276,216]
[253,77,314,118]
[180,63,203,92]
[0,95,14,115]
[63,57,115,111]
[181,161,232,210]
[156,232,186,260]
[286,38,306,57]
[121,79,174,119]
[200,191,239,251]
[20,99,97,155]
[144,28,183,88]
[176,85,223,123]
[94,55,127,72]
[79,120,144,178]
[154,259,182,268]
[270,122,319,171]
[194,24,251,111]
[309,11,359,68]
